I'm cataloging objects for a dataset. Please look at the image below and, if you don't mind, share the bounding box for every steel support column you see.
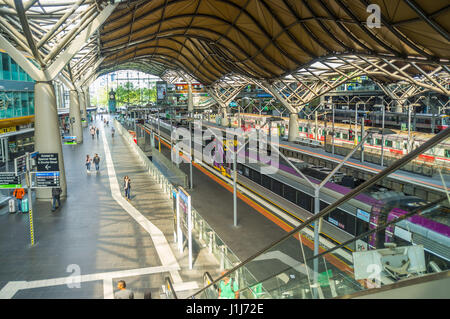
[288,113,299,142]
[34,81,67,199]
[78,88,87,127]
[69,89,83,143]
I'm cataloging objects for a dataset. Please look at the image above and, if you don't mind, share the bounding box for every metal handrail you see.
[164,276,178,299]
[189,127,450,298]
[203,272,216,288]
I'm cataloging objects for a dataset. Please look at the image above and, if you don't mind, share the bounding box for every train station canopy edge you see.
[98,0,450,85]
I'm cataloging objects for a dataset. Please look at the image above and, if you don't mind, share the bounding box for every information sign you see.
[0,172,21,188]
[35,171,60,187]
[37,153,59,171]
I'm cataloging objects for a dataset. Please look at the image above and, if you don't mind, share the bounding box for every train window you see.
[355,219,370,237]
[261,174,271,189]
[250,169,261,184]
[367,138,373,145]
[296,191,312,212]
[328,209,356,235]
[271,179,283,196]
[343,133,348,140]
[283,185,296,203]
[375,138,382,146]
[445,149,450,158]
[298,127,302,132]
[335,132,341,138]
[385,140,393,147]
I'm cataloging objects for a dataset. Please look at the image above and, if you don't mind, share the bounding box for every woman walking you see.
[85,155,92,173]
[123,176,131,201]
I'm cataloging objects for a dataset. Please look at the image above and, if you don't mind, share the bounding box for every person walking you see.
[51,187,62,212]
[114,280,134,299]
[85,155,92,172]
[13,187,26,213]
[90,126,95,140]
[93,153,100,172]
[123,176,131,201]
[96,127,99,139]
[111,126,115,138]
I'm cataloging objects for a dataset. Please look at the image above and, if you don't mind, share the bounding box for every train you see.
[237,113,450,170]
[144,118,450,274]
[189,122,450,272]
[331,109,449,133]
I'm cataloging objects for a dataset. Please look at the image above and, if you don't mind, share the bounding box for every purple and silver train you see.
[210,137,450,268]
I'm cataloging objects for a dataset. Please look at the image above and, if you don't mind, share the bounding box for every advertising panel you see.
[156,81,167,101]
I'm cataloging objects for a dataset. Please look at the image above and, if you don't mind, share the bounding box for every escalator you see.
[162,277,178,299]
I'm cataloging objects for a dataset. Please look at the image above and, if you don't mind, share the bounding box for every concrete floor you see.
[0,116,220,299]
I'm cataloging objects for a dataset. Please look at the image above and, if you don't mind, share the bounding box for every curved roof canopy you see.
[99,0,450,84]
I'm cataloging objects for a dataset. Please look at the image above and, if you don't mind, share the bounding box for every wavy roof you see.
[99,0,450,84]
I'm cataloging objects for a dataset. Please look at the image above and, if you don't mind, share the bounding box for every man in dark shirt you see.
[114,280,134,299]
[51,187,62,212]
[93,154,100,172]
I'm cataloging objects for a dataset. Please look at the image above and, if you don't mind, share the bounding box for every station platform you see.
[0,116,220,299]
[203,121,448,201]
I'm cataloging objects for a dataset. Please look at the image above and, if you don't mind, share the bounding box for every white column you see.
[187,82,194,115]
[288,113,299,142]
[85,88,90,109]
[34,82,67,199]
[69,90,83,143]
[85,88,91,123]
[221,106,229,126]
[78,89,87,127]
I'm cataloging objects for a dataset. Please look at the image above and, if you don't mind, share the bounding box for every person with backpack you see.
[51,187,62,212]
[123,176,131,201]
[96,127,99,139]
[13,187,26,213]
[93,154,100,172]
[218,271,239,299]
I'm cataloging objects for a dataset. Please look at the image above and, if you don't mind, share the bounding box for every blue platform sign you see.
[35,171,60,187]
[356,209,370,223]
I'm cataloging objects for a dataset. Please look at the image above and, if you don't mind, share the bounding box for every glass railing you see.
[190,127,450,299]
[115,118,248,283]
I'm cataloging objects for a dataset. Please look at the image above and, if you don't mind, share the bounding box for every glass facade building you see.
[0,51,35,120]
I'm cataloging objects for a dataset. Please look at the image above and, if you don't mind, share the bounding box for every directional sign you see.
[14,155,27,174]
[37,153,59,172]
[0,172,21,188]
[62,136,77,145]
[35,171,60,187]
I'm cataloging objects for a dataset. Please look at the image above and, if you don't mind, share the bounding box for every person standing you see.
[111,127,115,138]
[218,271,239,299]
[13,187,26,213]
[96,127,99,139]
[51,187,62,212]
[123,176,131,201]
[90,126,95,140]
[114,280,134,299]
[85,155,92,173]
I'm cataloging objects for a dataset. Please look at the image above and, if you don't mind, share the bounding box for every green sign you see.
[64,141,77,145]
[317,269,333,287]
[401,123,407,131]
[0,184,22,188]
